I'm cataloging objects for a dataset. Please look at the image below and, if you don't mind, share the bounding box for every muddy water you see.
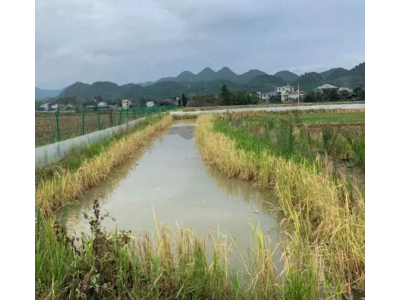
[64,120,283,266]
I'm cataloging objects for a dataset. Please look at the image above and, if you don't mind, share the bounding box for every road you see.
[170,103,365,116]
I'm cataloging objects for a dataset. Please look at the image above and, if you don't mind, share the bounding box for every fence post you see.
[119,109,123,125]
[109,109,113,127]
[81,109,86,135]
[55,109,60,142]
[97,109,101,131]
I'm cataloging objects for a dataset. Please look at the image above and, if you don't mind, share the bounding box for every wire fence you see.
[35,106,176,147]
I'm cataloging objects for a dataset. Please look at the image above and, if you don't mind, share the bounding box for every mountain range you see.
[37,63,365,101]
[35,87,63,100]
[153,67,268,85]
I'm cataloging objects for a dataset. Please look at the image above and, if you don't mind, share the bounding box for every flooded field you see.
[64,120,283,257]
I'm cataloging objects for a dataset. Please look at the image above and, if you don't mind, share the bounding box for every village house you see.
[146,101,155,107]
[97,102,108,109]
[288,90,304,101]
[160,99,178,106]
[314,84,339,95]
[314,84,357,100]
[166,96,180,106]
[122,99,131,109]
[276,85,295,101]
[257,85,304,102]
[40,103,50,110]
[255,92,270,101]
[338,87,357,100]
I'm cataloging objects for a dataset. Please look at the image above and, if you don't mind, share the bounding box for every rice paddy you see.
[194,110,365,298]
[35,109,365,299]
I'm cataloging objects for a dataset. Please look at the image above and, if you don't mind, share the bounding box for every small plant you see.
[321,125,341,157]
[343,129,365,169]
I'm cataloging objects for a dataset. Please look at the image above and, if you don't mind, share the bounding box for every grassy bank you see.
[37,199,328,300]
[194,112,365,297]
[171,114,199,120]
[35,114,172,216]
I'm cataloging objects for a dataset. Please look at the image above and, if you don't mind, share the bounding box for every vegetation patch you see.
[194,111,365,298]
[36,201,285,300]
[35,109,365,299]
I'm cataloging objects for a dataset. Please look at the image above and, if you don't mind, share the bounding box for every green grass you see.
[294,112,364,125]
[226,111,364,128]
[214,111,365,172]
[195,113,365,297]
[35,202,278,300]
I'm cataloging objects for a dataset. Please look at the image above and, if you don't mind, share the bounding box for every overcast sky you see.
[36,0,365,89]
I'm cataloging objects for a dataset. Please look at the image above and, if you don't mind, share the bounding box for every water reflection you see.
[63,120,283,267]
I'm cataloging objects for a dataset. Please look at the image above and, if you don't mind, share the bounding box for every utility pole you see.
[298,83,300,106]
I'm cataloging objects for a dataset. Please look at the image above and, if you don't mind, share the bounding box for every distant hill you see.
[176,71,197,82]
[35,87,63,100]
[274,70,299,82]
[137,81,154,87]
[325,63,365,88]
[236,69,267,84]
[244,75,285,91]
[156,67,266,84]
[58,81,128,99]
[216,67,237,81]
[325,68,350,81]
[57,82,91,98]
[291,72,325,92]
[320,67,348,79]
[57,79,243,101]
[289,63,364,91]
[55,62,365,101]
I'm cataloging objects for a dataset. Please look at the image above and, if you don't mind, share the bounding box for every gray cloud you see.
[36,0,365,89]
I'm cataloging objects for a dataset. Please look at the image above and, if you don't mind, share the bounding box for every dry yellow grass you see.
[195,114,364,295]
[36,115,172,216]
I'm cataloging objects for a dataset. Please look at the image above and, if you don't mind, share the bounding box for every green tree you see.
[326,89,341,102]
[182,94,187,107]
[221,84,231,105]
[303,91,322,103]
[354,87,365,100]
[269,95,282,103]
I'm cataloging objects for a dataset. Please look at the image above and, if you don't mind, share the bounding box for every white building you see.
[51,103,59,110]
[40,103,50,110]
[288,90,304,101]
[122,99,131,109]
[276,85,294,94]
[276,85,295,101]
[256,91,272,102]
[258,85,300,102]
[146,101,154,107]
[338,87,353,93]
[98,102,108,108]
[261,92,270,101]
[314,84,338,95]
